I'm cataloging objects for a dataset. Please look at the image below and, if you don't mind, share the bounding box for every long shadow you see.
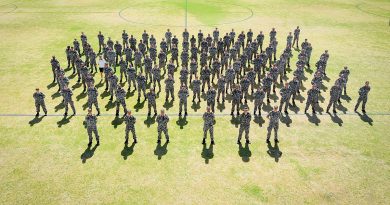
[323,75,330,82]
[289,104,300,113]
[305,113,320,126]
[356,111,373,126]
[95,80,104,89]
[216,101,225,112]
[154,142,168,160]
[57,115,73,127]
[176,115,188,129]
[105,100,116,111]
[280,114,292,127]
[100,90,111,99]
[253,115,265,127]
[111,116,124,129]
[28,116,44,126]
[230,115,240,128]
[76,91,87,101]
[134,100,145,112]
[269,92,279,102]
[144,115,156,127]
[71,82,82,90]
[262,102,272,113]
[337,103,348,114]
[267,142,282,162]
[191,101,201,112]
[82,101,89,110]
[316,105,324,115]
[47,82,56,90]
[54,102,65,112]
[126,89,136,99]
[80,144,98,163]
[238,142,252,162]
[328,112,343,126]
[51,92,61,100]
[121,142,136,160]
[296,93,305,103]
[318,93,325,103]
[163,99,174,110]
[201,143,214,164]
[340,94,351,103]
[68,73,77,80]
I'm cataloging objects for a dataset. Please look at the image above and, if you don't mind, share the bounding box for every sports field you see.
[0,0,389,204]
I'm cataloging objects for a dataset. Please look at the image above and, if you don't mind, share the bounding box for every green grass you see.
[0,0,389,204]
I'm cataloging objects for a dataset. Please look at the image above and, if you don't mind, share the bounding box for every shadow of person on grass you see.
[253,115,265,127]
[176,115,188,129]
[95,80,104,89]
[328,112,343,126]
[51,92,61,100]
[144,115,156,127]
[191,101,201,112]
[111,116,124,129]
[81,144,98,164]
[280,114,292,127]
[267,142,282,163]
[100,90,111,99]
[305,113,320,126]
[105,100,116,111]
[126,89,136,99]
[238,142,252,162]
[230,115,240,128]
[76,91,87,101]
[201,143,214,164]
[217,101,225,112]
[46,82,56,90]
[356,111,373,126]
[134,100,146,112]
[28,116,44,126]
[121,142,136,160]
[57,115,73,127]
[154,142,168,160]
[340,94,351,103]
[337,103,348,114]
[163,99,174,110]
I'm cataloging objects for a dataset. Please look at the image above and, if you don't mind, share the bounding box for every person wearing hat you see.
[33,88,47,117]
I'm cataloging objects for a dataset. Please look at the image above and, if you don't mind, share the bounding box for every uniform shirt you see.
[225,68,235,81]
[156,114,169,128]
[87,87,98,101]
[246,70,256,83]
[294,28,300,37]
[254,90,265,103]
[146,92,156,105]
[152,67,161,80]
[33,92,45,103]
[256,33,264,44]
[307,88,319,102]
[240,78,250,91]
[262,75,273,89]
[116,87,126,100]
[288,79,299,92]
[280,87,290,101]
[240,112,251,126]
[231,88,242,102]
[124,114,136,129]
[190,61,198,73]
[109,75,119,87]
[61,89,73,102]
[217,78,226,90]
[165,78,175,89]
[203,112,215,128]
[85,114,97,128]
[200,68,211,80]
[206,89,216,102]
[192,79,201,92]
[358,85,371,98]
[267,110,280,125]
[179,69,189,81]
[136,75,146,89]
[126,67,136,80]
[178,88,189,102]
[329,85,342,101]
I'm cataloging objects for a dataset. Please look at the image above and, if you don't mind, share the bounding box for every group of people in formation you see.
[33,26,371,147]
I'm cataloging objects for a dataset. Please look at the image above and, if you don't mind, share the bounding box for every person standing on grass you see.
[266,106,281,143]
[124,110,137,144]
[156,109,170,144]
[237,107,252,144]
[202,106,215,145]
[354,81,371,113]
[85,109,99,147]
[292,26,300,49]
[33,88,47,117]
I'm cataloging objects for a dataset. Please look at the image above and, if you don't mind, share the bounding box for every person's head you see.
[365,81,369,86]
[167,29,170,32]
[312,85,317,89]
[207,106,211,112]
[168,74,172,79]
[127,110,132,116]
[89,83,94,88]
[160,109,165,115]
[344,66,348,70]
[88,108,92,114]
[285,83,289,88]
[325,50,328,53]
[243,107,248,113]
[274,106,278,111]
[52,55,56,59]
[289,32,292,35]
[297,26,299,29]
[104,63,108,67]
[144,30,146,33]
[99,31,101,34]
[35,88,39,92]
[150,88,154,93]
[260,31,263,34]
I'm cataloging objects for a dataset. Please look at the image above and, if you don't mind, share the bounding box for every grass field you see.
[0,0,389,204]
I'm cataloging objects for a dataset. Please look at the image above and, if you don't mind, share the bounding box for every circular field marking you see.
[0,3,17,15]
[118,0,253,27]
[355,3,390,18]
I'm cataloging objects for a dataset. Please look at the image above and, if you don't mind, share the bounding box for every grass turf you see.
[0,0,389,204]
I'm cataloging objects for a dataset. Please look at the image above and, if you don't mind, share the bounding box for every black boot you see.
[211,140,215,145]
[35,112,39,117]
[246,140,250,144]
[96,140,100,146]
[202,138,206,144]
